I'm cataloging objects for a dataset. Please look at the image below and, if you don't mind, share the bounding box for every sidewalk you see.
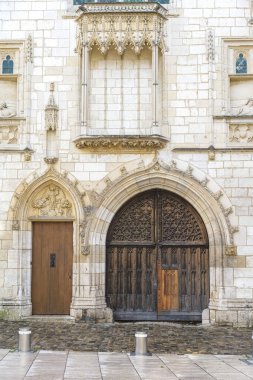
[1,349,253,379]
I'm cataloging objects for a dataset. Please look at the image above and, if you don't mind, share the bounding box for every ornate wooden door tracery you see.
[106,190,209,321]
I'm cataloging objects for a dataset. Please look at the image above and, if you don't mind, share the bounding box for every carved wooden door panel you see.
[106,190,209,321]
[32,222,73,315]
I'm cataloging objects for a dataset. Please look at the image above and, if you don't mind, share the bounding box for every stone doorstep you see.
[22,315,75,323]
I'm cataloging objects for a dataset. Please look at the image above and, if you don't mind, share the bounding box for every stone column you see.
[152,43,159,134]
[81,43,89,135]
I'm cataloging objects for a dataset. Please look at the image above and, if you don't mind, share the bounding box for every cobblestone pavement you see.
[0,320,253,355]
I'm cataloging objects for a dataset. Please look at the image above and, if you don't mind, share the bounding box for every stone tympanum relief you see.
[29,184,72,218]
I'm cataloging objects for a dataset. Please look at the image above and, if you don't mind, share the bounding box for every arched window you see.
[2,55,14,74]
[236,53,247,74]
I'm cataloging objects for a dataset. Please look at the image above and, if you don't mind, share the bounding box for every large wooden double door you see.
[106,190,209,321]
[32,222,73,315]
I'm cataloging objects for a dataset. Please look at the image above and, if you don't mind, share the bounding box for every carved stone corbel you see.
[225,245,237,256]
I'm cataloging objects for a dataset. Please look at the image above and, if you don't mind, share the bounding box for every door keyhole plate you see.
[50,253,56,268]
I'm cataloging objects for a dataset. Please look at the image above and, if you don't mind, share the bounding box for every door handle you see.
[68,272,72,280]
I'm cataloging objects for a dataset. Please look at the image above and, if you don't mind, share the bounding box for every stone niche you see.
[75,2,168,139]
[0,41,26,148]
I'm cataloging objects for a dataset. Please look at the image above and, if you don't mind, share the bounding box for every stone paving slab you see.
[0,320,253,354]
[1,350,253,379]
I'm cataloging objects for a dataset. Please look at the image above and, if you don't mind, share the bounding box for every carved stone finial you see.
[25,34,33,63]
[207,30,214,62]
[45,82,58,131]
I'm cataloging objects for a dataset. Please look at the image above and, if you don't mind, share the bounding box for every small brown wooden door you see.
[106,190,209,321]
[32,222,73,315]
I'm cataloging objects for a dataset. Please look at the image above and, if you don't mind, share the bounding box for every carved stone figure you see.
[0,102,16,118]
[236,53,247,74]
[2,55,14,74]
[230,98,253,116]
[31,184,72,217]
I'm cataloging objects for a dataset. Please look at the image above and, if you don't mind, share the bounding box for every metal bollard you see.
[18,327,31,352]
[135,332,147,355]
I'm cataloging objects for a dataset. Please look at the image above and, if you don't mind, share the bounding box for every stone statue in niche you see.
[31,184,72,217]
[0,102,16,118]
[2,55,14,74]
[236,53,247,74]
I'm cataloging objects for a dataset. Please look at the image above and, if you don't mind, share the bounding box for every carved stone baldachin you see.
[45,83,58,131]
[30,184,72,218]
[76,3,168,55]
[74,135,168,152]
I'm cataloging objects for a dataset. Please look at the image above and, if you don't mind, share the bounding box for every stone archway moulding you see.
[88,156,238,252]
[6,166,92,319]
[83,156,239,321]
[8,166,89,226]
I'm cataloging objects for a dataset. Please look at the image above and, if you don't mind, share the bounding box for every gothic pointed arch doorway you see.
[106,189,209,321]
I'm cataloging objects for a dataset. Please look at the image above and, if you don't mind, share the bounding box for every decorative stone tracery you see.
[76,3,168,55]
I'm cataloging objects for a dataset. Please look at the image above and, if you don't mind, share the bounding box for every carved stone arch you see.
[9,167,89,227]
[8,168,91,319]
[86,157,237,323]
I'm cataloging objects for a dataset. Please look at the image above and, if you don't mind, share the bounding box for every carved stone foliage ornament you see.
[25,34,33,63]
[76,3,168,55]
[0,125,18,144]
[229,124,253,143]
[45,83,58,131]
[29,184,72,218]
[74,135,168,152]
[225,245,237,256]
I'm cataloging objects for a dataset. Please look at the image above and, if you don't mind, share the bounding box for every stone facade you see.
[0,0,253,326]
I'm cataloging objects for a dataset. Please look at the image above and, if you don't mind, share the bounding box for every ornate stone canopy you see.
[76,2,168,55]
